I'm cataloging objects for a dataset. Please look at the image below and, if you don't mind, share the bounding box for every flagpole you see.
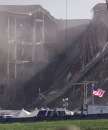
[92,94,94,105]
[92,84,95,105]
[84,83,86,105]
[85,83,88,105]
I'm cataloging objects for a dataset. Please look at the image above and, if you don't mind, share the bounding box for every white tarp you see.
[29,108,39,117]
[18,109,31,117]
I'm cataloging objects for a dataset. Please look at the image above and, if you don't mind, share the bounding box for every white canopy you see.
[29,108,39,117]
[18,109,31,117]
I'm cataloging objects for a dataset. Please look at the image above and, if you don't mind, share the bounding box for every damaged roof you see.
[0,5,43,14]
[0,5,56,22]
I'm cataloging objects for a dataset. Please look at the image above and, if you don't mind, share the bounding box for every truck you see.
[83,105,108,115]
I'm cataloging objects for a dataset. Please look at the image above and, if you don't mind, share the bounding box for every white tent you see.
[29,108,39,117]
[18,109,31,118]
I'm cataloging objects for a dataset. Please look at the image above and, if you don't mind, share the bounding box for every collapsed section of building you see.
[0,4,103,109]
[22,3,108,109]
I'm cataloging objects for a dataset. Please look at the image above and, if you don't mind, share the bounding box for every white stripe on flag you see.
[92,88,105,97]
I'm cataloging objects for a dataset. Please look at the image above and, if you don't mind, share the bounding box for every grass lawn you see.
[0,120,107,130]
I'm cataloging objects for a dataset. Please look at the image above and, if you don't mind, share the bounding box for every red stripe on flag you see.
[92,88,105,97]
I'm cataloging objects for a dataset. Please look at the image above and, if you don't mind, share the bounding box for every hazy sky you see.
[0,0,106,19]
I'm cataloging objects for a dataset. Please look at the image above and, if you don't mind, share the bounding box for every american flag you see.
[92,88,106,97]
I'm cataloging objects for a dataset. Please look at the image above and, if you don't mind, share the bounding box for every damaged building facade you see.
[0,5,58,106]
[0,5,91,109]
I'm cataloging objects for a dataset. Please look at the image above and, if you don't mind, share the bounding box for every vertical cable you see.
[65,0,68,45]
[42,14,45,44]
[14,17,17,79]
[7,17,10,85]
